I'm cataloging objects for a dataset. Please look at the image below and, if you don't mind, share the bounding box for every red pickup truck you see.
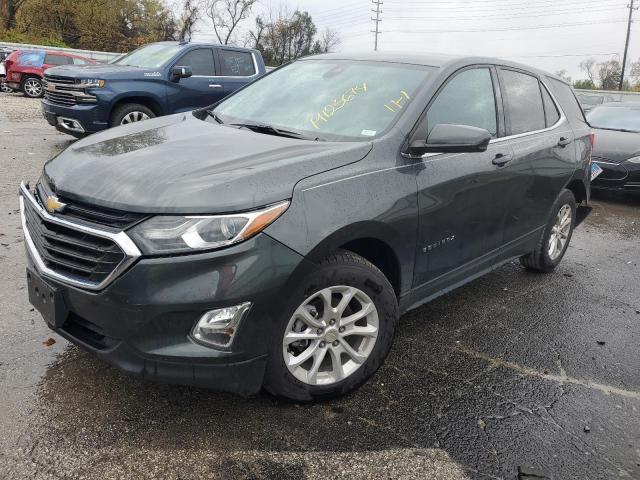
[4,49,97,98]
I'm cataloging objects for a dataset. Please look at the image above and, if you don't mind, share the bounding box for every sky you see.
[191,0,639,82]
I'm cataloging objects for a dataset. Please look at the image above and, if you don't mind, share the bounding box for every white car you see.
[0,50,13,92]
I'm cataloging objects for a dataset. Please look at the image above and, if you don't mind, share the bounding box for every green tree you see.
[573,79,596,90]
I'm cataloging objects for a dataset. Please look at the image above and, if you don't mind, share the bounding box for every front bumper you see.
[42,99,109,135]
[20,189,309,394]
[592,159,640,192]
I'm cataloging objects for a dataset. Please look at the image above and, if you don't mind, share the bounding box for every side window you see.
[176,48,215,76]
[218,50,255,76]
[501,69,545,135]
[546,77,587,126]
[44,54,72,66]
[426,68,497,137]
[72,58,87,65]
[541,83,560,127]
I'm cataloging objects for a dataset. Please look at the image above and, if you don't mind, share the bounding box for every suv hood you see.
[46,64,160,80]
[43,113,372,214]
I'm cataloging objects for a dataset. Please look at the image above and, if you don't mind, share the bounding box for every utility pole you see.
[371,0,383,51]
[619,0,637,90]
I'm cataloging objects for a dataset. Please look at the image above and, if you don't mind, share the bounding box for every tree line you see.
[556,57,640,92]
[0,0,339,65]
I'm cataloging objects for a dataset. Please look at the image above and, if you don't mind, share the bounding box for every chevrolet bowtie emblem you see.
[45,195,66,214]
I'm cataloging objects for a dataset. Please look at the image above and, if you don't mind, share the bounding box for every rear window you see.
[218,50,255,76]
[547,78,587,126]
[18,51,45,67]
[501,69,545,135]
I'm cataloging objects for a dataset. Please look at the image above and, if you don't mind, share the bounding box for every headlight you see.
[626,156,640,164]
[78,78,105,88]
[129,201,289,254]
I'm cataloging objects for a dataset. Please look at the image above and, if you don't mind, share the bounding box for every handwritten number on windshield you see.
[309,83,368,129]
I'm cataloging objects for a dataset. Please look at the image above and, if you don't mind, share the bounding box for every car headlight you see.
[626,156,640,164]
[129,201,289,254]
[78,78,105,88]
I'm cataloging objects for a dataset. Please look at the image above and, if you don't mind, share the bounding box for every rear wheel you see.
[0,76,12,93]
[110,103,155,127]
[264,250,399,401]
[520,189,576,272]
[22,76,43,98]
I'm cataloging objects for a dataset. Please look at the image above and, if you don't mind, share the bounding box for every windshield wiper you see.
[231,123,321,141]
[205,110,224,124]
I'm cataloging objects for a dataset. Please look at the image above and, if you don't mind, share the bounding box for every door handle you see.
[557,137,572,148]
[492,153,513,167]
[209,84,223,88]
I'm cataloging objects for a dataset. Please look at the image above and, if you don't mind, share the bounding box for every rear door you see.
[497,68,576,241]
[412,66,515,289]
[215,48,259,97]
[167,47,220,112]
[42,53,73,72]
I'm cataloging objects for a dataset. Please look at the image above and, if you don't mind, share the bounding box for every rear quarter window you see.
[546,77,587,127]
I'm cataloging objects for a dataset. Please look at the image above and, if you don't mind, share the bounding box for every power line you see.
[371,0,383,51]
[620,0,638,89]
[383,18,628,34]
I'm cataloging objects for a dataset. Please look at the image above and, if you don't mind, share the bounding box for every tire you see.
[520,189,576,273]
[0,77,12,93]
[21,76,43,98]
[110,103,155,127]
[264,250,399,402]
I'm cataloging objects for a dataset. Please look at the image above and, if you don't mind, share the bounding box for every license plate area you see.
[591,162,604,181]
[27,268,68,328]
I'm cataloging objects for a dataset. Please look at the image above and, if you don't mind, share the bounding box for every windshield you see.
[112,43,181,68]
[212,59,436,141]
[587,105,640,132]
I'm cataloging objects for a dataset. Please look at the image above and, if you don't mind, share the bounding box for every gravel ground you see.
[0,92,639,480]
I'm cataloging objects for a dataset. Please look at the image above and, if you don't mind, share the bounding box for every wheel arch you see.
[303,222,406,298]
[110,95,164,119]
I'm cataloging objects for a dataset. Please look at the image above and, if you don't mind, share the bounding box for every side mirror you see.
[409,124,492,156]
[171,65,192,81]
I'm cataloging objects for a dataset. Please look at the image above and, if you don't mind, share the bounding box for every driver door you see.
[166,48,224,112]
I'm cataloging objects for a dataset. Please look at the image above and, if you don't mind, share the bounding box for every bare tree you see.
[555,70,572,84]
[175,0,199,41]
[203,0,256,45]
[579,58,598,86]
[2,0,28,30]
[317,27,340,53]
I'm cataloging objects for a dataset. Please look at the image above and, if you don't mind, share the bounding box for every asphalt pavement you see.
[0,93,638,480]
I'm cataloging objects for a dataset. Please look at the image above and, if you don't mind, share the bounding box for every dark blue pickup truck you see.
[41,41,266,137]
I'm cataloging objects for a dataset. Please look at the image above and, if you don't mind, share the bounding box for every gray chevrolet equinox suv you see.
[20,53,593,401]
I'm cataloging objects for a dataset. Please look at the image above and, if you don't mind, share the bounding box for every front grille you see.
[44,90,76,106]
[44,74,75,85]
[23,196,127,285]
[36,181,147,230]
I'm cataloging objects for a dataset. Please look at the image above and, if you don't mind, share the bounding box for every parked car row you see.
[3,49,98,98]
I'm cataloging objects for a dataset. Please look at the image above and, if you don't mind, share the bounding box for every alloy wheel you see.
[283,285,379,386]
[24,78,42,97]
[548,204,572,260]
[120,111,151,125]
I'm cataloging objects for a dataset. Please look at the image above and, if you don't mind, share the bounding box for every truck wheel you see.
[22,76,43,98]
[520,189,576,273]
[264,250,399,402]
[110,104,155,127]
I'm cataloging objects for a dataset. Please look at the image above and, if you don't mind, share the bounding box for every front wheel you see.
[22,76,43,98]
[264,250,399,401]
[110,103,155,128]
[520,189,576,272]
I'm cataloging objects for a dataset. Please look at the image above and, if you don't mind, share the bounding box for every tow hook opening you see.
[57,117,85,133]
